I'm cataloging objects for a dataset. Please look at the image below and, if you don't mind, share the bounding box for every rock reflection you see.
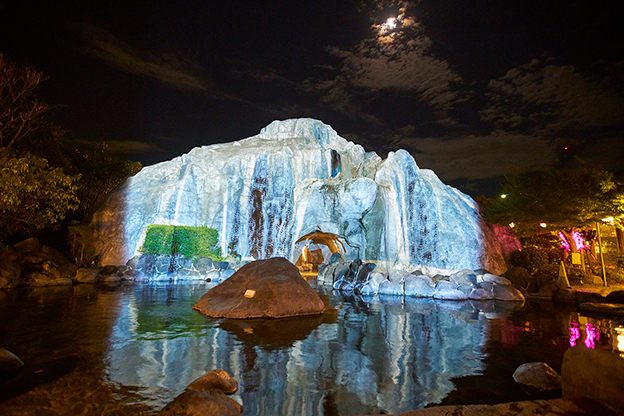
[105,284,525,415]
[218,315,325,350]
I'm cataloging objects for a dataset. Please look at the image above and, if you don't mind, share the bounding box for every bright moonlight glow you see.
[381,17,397,33]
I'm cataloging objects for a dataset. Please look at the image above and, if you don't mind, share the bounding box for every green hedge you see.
[140,225,224,260]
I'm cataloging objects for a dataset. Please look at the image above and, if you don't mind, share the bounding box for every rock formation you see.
[0,238,77,289]
[193,257,325,318]
[90,118,512,274]
[322,257,525,301]
[159,369,242,416]
[512,362,562,391]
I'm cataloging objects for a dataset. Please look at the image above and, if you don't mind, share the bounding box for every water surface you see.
[0,281,622,415]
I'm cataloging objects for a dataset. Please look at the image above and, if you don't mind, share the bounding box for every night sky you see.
[2,0,623,196]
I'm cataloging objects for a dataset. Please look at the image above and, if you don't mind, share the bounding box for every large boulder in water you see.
[193,258,325,319]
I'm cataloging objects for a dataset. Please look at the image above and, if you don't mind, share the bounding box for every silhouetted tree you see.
[0,54,50,149]
[481,167,624,237]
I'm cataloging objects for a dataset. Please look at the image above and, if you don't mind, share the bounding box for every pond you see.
[0,281,622,415]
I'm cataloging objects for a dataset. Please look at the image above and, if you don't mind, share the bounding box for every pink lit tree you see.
[480,167,624,270]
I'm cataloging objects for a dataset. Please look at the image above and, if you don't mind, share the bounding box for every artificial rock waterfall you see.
[90,118,508,274]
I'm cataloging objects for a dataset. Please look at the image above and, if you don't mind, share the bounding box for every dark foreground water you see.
[1,281,622,415]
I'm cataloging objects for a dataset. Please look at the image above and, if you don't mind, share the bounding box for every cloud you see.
[80,25,219,95]
[302,76,380,122]
[328,39,464,110]
[387,131,558,181]
[482,59,624,135]
[73,139,163,155]
[304,5,466,123]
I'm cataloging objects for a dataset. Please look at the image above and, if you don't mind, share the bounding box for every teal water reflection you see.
[2,282,621,415]
[106,282,514,415]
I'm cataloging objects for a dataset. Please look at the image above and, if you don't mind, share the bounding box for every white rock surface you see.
[378,280,404,296]
[433,280,469,300]
[91,118,507,273]
[404,276,436,298]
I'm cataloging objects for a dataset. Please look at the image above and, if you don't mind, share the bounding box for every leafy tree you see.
[482,167,624,237]
[69,142,142,216]
[0,55,141,247]
[0,151,79,238]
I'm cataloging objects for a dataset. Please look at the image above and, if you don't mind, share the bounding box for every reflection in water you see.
[584,323,600,349]
[2,282,623,415]
[570,323,581,347]
[105,284,522,415]
[568,313,623,353]
[615,326,624,357]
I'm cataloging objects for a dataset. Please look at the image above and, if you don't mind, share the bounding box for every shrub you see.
[509,246,548,274]
[140,225,175,255]
[139,225,224,261]
[174,226,221,260]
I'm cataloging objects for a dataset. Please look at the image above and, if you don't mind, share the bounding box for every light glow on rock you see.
[91,118,507,274]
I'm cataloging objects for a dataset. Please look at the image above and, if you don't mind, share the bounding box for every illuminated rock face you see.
[91,118,506,273]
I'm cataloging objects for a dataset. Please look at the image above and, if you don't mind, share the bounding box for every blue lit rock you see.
[90,118,510,274]
[433,280,469,300]
[378,280,403,296]
[404,276,436,298]
[468,288,492,300]
[449,269,478,285]
[329,259,524,302]
[389,269,412,283]
[482,273,512,286]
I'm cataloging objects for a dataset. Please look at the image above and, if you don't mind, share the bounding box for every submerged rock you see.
[0,348,24,372]
[187,369,237,395]
[158,390,241,416]
[193,258,325,319]
[579,302,624,316]
[159,369,241,416]
[513,362,561,391]
[562,345,624,413]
